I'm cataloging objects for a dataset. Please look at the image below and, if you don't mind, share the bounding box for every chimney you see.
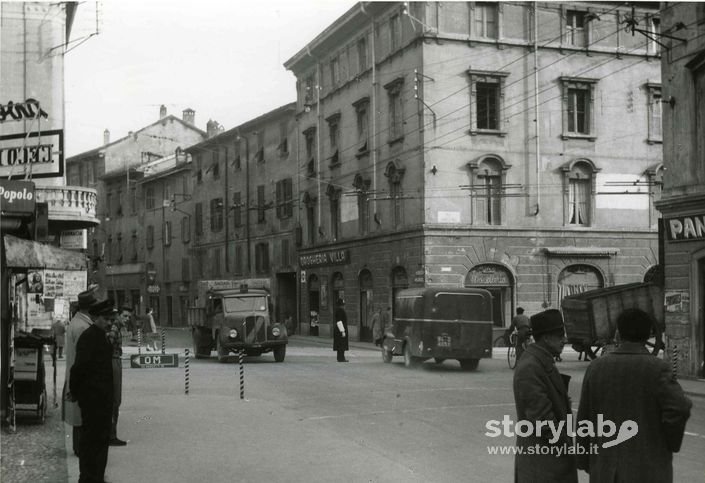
[206,119,223,138]
[103,129,110,145]
[182,108,195,125]
[159,104,167,119]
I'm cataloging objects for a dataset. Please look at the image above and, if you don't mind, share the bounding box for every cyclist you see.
[505,307,531,361]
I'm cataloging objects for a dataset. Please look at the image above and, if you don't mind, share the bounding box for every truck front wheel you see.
[273,345,286,362]
[216,335,229,363]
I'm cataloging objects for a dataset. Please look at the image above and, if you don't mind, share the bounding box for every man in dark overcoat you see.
[333,298,349,362]
[513,309,578,483]
[576,308,692,482]
[70,299,115,483]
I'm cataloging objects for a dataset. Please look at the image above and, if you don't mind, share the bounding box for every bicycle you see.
[507,330,532,369]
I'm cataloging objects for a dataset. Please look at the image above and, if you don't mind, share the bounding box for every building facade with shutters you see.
[65,106,207,316]
[657,2,705,378]
[184,104,299,328]
[285,1,663,341]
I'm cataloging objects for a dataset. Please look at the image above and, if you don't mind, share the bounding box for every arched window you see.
[467,155,511,225]
[557,264,604,307]
[562,159,600,227]
[385,161,406,228]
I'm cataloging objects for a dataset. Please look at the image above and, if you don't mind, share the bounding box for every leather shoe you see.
[109,438,127,446]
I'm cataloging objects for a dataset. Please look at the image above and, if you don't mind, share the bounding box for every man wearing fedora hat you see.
[70,299,116,483]
[513,309,577,483]
[63,287,101,457]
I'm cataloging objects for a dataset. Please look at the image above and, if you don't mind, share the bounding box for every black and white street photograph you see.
[1,1,704,482]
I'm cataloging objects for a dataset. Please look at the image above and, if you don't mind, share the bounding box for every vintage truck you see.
[187,279,288,362]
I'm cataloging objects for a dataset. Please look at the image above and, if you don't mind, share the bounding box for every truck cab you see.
[188,280,288,362]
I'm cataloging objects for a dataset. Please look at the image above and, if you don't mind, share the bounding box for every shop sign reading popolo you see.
[666,213,705,242]
[0,179,36,216]
[299,249,350,268]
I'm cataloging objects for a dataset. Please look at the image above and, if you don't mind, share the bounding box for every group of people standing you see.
[512,308,692,482]
[62,286,154,483]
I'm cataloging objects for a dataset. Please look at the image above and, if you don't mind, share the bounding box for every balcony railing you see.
[35,185,99,225]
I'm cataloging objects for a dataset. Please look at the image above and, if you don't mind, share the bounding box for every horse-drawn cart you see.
[561,282,664,360]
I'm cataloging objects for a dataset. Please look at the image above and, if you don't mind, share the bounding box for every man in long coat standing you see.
[333,298,349,362]
[63,288,99,456]
[576,308,692,482]
[70,299,115,483]
[513,309,577,483]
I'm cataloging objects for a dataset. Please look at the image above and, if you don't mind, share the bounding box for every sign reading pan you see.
[0,129,64,179]
[666,213,705,242]
[299,249,350,269]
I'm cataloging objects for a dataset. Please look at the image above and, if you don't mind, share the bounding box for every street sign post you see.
[130,353,179,369]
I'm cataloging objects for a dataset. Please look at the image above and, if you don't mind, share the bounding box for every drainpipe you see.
[361,3,378,220]
[533,2,541,216]
[224,145,229,272]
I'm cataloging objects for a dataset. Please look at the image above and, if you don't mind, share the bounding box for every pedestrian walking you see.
[513,309,577,483]
[381,306,392,337]
[506,307,531,361]
[142,307,159,351]
[63,287,100,457]
[69,299,115,483]
[370,306,383,346]
[333,298,349,362]
[52,318,66,359]
[106,306,131,447]
[576,308,692,482]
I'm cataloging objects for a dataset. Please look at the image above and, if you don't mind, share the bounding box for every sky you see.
[65,0,355,156]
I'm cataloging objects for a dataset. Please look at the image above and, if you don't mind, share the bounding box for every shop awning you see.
[3,234,87,270]
[544,247,620,258]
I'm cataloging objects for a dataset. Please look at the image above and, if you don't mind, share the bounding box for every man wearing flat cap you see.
[576,308,692,482]
[513,309,577,483]
[63,287,100,457]
[70,299,115,483]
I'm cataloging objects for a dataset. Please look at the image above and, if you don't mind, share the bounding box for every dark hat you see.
[77,288,100,309]
[617,308,651,342]
[530,309,565,336]
[88,299,116,317]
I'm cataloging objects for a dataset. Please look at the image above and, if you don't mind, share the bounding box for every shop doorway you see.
[464,264,513,329]
[391,266,409,319]
[557,264,604,309]
[359,269,373,342]
[308,274,320,336]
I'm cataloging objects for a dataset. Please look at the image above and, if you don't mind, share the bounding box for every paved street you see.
[3,334,705,483]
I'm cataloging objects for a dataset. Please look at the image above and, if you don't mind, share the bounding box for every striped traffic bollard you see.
[184,349,190,395]
[161,328,166,354]
[137,328,142,355]
[239,350,244,400]
[672,345,679,380]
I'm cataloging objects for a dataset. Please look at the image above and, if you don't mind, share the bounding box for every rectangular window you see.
[146,226,154,249]
[116,191,123,217]
[130,187,137,214]
[390,14,401,51]
[255,131,265,163]
[145,187,155,210]
[255,243,270,273]
[87,162,95,185]
[476,83,499,130]
[212,248,222,277]
[390,181,403,228]
[354,99,370,155]
[328,116,340,165]
[163,221,171,246]
[569,178,590,225]
[210,198,223,232]
[561,77,596,139]
[212,150,220,179]
[278,121,288,156]
[566,10,586,47]
[195,155,203,183]
[647,85,662,143]
[385,80,404,142]
[329,57,339,87]
[233,141,242,170]
[357,190,369,235]
[181,216,190,243]
[233,192,242,227]
[257,185,266,223]
[648,17,660,55]
[281,239,290,267]
[695,67,705,167]
[195,203,203,235]
[357,37,367,72]
[181,258,190,281]
[164,182,172,205]
[474,3,498,39]
[275,179,293,219]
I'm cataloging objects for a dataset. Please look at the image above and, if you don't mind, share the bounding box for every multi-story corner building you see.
[285,1,663,341]
[1,2,99,421]
[66,106,207,315]
[658,3,705,378]
[184,104,299,328]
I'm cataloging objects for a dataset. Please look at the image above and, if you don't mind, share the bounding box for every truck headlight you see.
[228,329,238,339]
[272,327,281,337]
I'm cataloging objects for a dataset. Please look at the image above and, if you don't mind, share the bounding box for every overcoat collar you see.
[612,341,650,355]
